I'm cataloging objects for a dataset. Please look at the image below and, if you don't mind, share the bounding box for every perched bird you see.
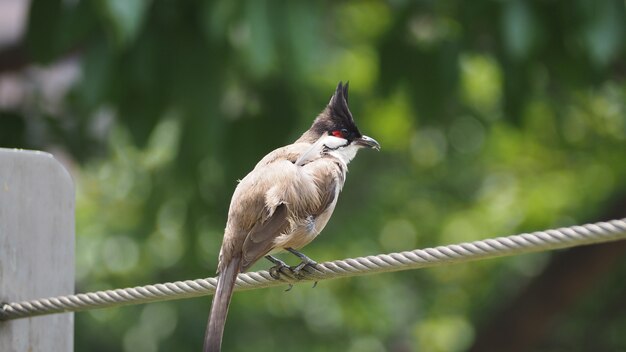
[204,82,380,352]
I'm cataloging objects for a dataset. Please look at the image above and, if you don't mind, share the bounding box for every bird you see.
[203,82,380,352]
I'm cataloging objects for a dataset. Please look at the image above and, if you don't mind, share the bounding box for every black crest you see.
[328,81,354,125]
[303,81,361,142]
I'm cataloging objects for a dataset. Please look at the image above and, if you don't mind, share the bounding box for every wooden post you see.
[0,149,74,352]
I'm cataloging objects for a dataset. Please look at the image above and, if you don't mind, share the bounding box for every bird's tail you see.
[204,256,241,352]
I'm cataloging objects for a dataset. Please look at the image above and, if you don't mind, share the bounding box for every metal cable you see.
[2,218,625,321]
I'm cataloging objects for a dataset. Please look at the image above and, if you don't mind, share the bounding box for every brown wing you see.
[313,174,337,217]
[239,157,342,271]
[240,204,290,271]
[239,177,337,271]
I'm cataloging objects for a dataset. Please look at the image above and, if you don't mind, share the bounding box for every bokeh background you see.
[1,0,626,351]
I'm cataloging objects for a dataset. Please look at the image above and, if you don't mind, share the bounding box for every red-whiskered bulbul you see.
[204,82,380,352]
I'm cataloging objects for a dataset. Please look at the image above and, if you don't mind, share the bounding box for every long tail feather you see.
[204,256,241,352]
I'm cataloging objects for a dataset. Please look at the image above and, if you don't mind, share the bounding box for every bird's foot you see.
[291,258,318,279]
[286,247,319,279]
[265,255,291,280]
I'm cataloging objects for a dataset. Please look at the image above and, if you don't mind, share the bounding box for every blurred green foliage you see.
[2,0,626,351]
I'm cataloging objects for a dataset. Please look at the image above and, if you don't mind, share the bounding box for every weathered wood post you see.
[0,148,74,352]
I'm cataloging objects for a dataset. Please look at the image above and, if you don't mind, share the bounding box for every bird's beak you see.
[354,135,381,151]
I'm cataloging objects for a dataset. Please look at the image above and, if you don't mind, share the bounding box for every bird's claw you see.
[290,259,318,279]
[267,251,319,289]
[269,266,281,280]
[285,247,320,279]
[267,258,291,280]
[269,264,290,280]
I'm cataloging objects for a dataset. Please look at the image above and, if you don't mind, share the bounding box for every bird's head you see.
[303,82,380,152]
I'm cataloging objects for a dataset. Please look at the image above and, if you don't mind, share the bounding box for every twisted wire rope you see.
[2,218,625,321]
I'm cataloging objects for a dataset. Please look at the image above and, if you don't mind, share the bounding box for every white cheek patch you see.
[321,135,348,149]
[295,135,348,166]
